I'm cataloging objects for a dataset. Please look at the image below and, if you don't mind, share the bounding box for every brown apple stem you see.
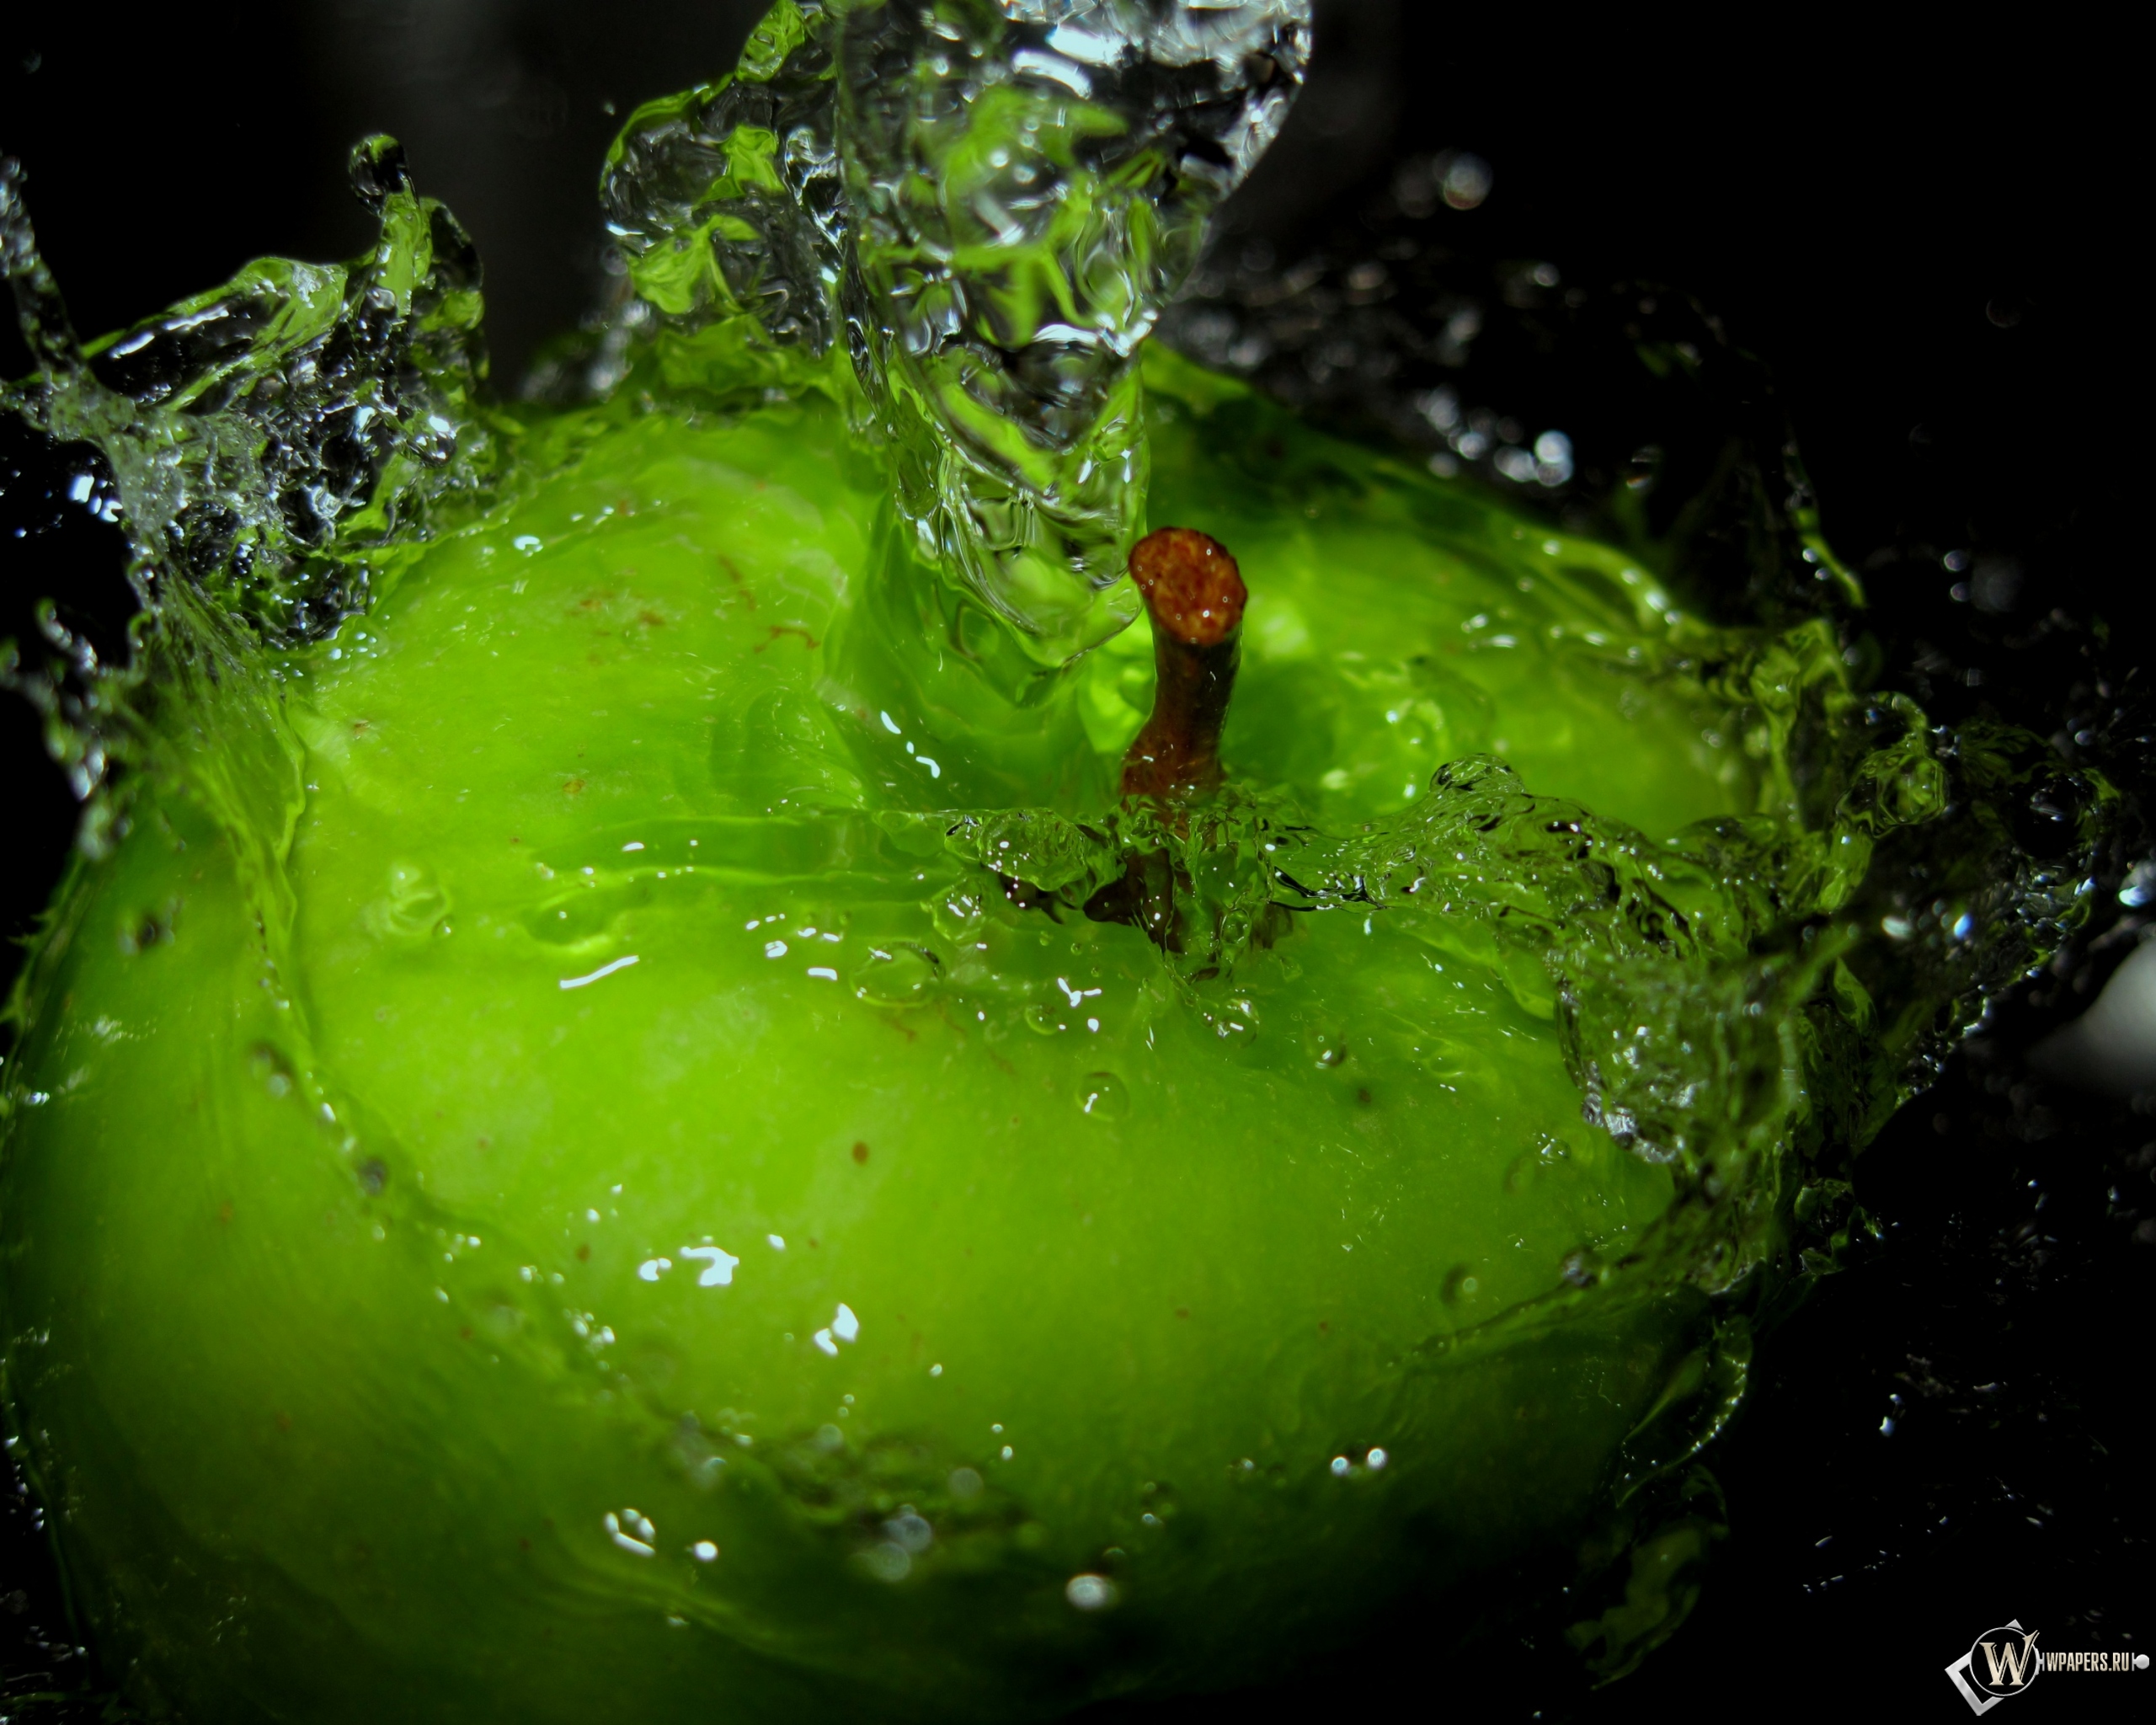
[1119,528,1246,802]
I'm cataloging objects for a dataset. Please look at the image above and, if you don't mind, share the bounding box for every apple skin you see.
[3,355,1756,1718]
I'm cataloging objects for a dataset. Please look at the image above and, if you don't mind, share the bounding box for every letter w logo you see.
[1981,1634,2040,1687]
[1947,1619,2042,1714]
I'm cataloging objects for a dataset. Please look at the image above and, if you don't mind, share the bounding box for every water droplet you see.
[851,942,942,1005]
[1075,1071,1129,1119]
[857,1541,911,1583]
[1066,1573,1118,1611]
[1532,430,1574,486]
[248,1043,296,1099]
[1203,996,1259,1041]
[1301,1024,1348,1066]
[1441,151,1493,210]
[363,862,450,940]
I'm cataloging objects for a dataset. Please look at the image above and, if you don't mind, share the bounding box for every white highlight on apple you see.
[679,1245,739,1287]
[558,954,640,990]
[813,1301,861,1356]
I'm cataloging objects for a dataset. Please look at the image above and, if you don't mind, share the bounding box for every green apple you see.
[3,345,1786,1718]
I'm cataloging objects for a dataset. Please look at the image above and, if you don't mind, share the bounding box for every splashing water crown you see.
[603,0,1313,664]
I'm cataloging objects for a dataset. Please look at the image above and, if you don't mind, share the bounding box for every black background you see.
[2,3,2148,1718]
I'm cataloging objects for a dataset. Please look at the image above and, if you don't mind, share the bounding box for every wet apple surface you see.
[3,353,1769,1717]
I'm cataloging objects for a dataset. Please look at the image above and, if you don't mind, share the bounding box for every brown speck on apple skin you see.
[755,624,819,653]
[718,553,756,608]
[851,1140,870,1165]
[563,778,586,796]
[216,1201,234,1225]
[1174,1308,1190,1320]
[575,1243,590,1262]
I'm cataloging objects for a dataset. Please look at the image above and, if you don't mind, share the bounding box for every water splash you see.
[932,595,2106,1300]
[2,139,497,853]
[595,1,851,399]
[5,141,494,648]
[600,0,1312,667]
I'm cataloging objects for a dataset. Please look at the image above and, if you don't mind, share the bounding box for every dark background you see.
[3,3,2148,1718]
